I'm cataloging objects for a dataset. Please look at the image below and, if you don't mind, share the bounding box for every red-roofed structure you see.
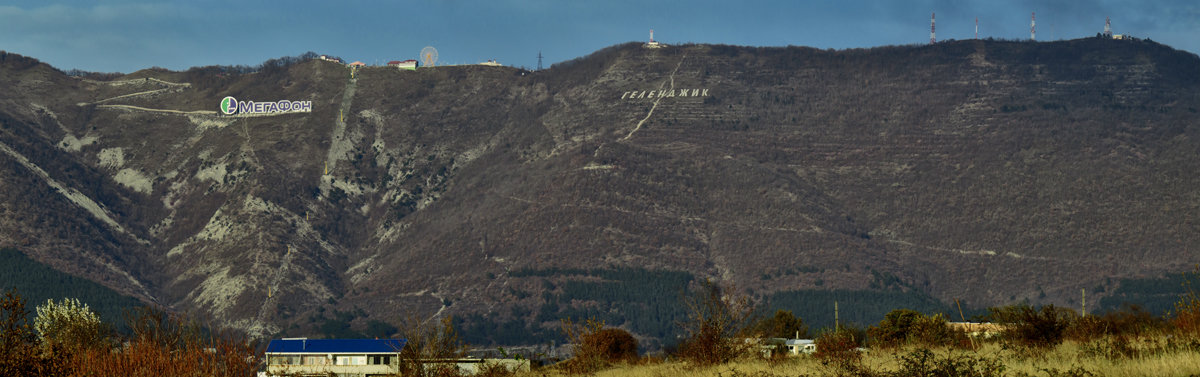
[387,59,418,70]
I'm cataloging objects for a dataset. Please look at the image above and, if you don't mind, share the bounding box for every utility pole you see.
[1082,288,1087,316]
[834,300,840,331]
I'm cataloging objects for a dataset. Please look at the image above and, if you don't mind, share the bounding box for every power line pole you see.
[1082,288,1087,316]
[834,300,840,331]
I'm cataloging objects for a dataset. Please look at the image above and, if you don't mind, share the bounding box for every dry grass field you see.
[516,338,1200,377]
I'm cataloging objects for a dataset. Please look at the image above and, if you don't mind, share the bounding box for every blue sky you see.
[1,0,1197,73]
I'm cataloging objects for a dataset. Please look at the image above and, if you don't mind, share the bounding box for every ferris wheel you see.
[420,46,438,67]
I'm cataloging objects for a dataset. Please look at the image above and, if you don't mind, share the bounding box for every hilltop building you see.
[388,60,419,70]
[645,29,664,48]
[348,61,367,68]
[317,55,343,64]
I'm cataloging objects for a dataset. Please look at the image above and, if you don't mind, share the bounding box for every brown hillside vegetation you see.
[3,282,1200,376]
[0,37,1198,345]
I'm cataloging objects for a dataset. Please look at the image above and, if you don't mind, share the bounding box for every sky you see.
[1,0,1197,73]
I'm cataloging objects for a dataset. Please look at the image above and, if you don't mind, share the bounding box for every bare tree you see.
[397,315,468,377]
[675,280,758,366]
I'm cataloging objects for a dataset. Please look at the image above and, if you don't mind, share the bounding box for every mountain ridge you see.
[0,37,1197,343]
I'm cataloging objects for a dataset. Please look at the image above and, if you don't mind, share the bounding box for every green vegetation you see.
[867,309,965,349]
[764,289,964,331]
[458,267,693,347]
[750,309,807,339]
[0,249,143,332]
[1099,272,1197,316]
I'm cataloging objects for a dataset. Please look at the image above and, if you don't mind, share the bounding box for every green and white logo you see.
[218,96,310,115]
[220,96,237,115]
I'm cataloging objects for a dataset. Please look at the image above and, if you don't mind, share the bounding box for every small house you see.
[348,61,367,68]
[784,339,817,355]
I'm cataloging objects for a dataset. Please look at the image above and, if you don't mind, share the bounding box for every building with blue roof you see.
[264,338,405,377]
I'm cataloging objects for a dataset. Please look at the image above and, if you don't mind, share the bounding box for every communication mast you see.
[975,17,979,39]
[930,12,936,44]
[1031,12,1036,41]
[537,50,543,71]
[1104,17,1112,38]
[645,28,662,48]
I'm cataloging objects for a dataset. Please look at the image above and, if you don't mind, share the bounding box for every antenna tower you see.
[1104,17,1112,37]
[930,12,936,44]
[537,50,543,71]
[975,17,979,39]
[650,29,655,43]
[1031,12,1036,41]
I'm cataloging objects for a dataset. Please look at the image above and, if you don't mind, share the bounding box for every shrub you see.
[560,318,638,374]
[33,298,109,353]
[1173,266,1200,338]
[674,280,757,366]
[868,309,966,348]
[1067,304,1168,341]
[989,304,1077,349]
[892,348,1007,377]
[813,327,863,370]
[0,289,58,376]
[1078,335,1142,360]
[397,315,468,377]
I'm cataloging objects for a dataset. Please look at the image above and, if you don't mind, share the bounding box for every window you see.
[269,355,300,365]
[369,355,392,365]
[303,355,329,365]
[336,356,367,365]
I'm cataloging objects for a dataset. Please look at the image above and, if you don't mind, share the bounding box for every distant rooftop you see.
[265,338,407,354]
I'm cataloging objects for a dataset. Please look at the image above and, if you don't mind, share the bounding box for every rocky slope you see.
[1,37,1198,342]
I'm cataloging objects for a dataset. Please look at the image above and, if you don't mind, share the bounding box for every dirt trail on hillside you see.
[84,86,186,105]
[81,77,191,87]
[323,72,357,182]
[254,245,296,329]
[621,52,688,141]
[94,104,217,115]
